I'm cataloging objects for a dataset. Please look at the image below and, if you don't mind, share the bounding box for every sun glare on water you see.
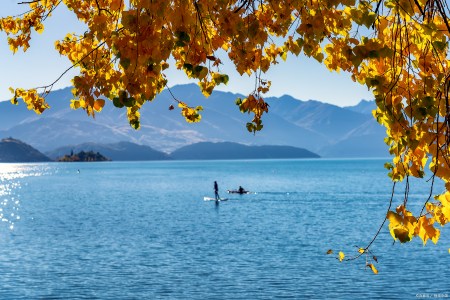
[0,163,50,231]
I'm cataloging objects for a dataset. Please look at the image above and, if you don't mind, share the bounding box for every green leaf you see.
[113,97,124,108]
[175,31,190,43]
[221,74,229,85]
[175,41,186,47]
[130,119,140,130]
[393,227,412,243]
[120,58,131,70]
[194,66,208,79]
[246,122,254,132]
[362,12,377,28]
[183,63,193,72]
[124,96,135,107]
[432,40,447,51]
[384,0,396,8]
[367,50,379,59]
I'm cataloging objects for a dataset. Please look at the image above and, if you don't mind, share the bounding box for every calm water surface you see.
[0,159,449,299]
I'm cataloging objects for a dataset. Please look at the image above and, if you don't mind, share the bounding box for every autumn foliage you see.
[1,0,450,269]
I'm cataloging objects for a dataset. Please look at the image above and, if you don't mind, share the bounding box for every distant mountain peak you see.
[344,99,376,115]
[2,137,21,143]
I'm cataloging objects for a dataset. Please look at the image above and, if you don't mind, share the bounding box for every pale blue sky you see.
[0,1,373,106]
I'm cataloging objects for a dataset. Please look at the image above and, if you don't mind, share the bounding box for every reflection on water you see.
[0,163,52,230]
[0,160,449,299]
[0,163,50,181]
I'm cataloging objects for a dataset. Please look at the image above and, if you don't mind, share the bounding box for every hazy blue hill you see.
[266,95,372,142]
[0,87,78,130]
[153,85,329,152]
[0,137,51,162]
[319,119,388,157]
[319,134,389,158]
[170,142,320,160]
[47,141,171,161]
[88,84,327,152]
[0,97,41,130]
[344,99,376,115]
[0,117,134,152]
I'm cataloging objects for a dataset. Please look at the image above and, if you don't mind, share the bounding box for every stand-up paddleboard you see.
[203,197,228,201]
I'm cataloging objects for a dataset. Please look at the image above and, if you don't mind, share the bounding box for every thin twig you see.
[344,182,396,261]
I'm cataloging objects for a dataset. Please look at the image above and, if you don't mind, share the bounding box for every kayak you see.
[227,190,251,194]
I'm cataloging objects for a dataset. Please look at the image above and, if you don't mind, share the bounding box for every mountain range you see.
[0,84,386,157]
[0,138,319,162]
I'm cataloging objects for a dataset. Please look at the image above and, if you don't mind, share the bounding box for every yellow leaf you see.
[70,100,80,109]
[358,248,365,254]
[35,23,44,34]
[367,263,378,274]
[9,42,18,54]
[197,67,208,80]
[338,251,345,262]
[387,211,402,227]
[387,210,415,243]
[314,52,324,63]
[417,216,440,245]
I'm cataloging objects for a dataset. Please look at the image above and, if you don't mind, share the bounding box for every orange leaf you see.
[93,99,105,112]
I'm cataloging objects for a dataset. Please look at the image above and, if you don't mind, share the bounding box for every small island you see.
[57,150,110,162]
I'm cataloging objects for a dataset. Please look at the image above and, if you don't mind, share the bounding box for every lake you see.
[0,159,449,299]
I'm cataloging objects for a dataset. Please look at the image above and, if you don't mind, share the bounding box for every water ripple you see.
[0,160,448,299]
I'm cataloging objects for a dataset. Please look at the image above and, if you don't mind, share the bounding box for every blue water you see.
[0,159,449,299]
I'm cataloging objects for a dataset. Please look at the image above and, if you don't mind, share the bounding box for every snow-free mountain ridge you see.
[0,84,387,157]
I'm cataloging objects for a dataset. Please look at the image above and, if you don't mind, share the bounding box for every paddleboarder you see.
[214,181,219,201]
